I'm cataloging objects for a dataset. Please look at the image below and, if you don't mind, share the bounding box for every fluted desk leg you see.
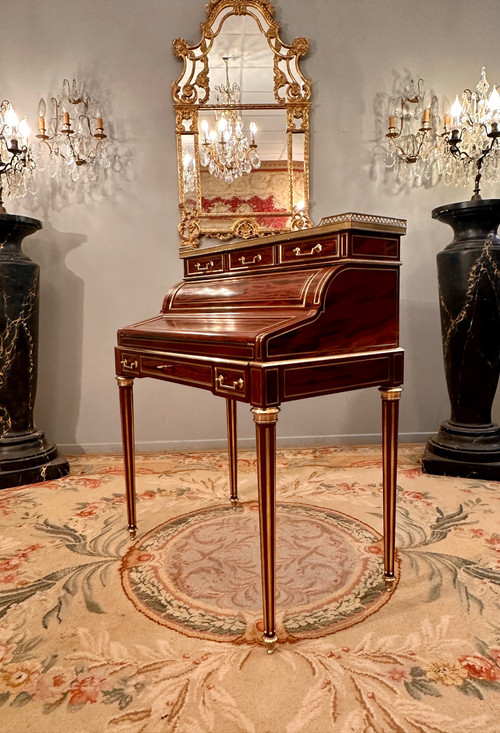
[226,399,238,506]
[117,377,137,540]
[252,406,280,653]
[379,386,402,589]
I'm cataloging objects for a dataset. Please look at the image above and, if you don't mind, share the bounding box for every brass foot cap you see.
[128,526,137,540]
[263,633,278,654]
[230,498,239,508]
[384,574,396,591]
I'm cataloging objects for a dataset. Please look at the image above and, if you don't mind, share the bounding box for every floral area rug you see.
[0,444,500,733]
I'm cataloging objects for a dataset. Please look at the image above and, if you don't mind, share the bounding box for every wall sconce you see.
[0,100,36,213]
[385,77,439,186]
[35,78,108,184]
[436,67,500,200]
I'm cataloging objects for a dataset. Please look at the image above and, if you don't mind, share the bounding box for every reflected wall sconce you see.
[35,78,109,184]
[0,100,36,213]
[291,201,311,230]
[385,76,439,186]
[436,67,500,200]
[182,149,196,193]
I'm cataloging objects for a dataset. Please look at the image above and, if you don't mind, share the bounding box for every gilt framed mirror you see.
[172,0,311,251]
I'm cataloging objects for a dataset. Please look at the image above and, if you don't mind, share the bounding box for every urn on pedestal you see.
[422,198,500,479]
[0,213,69,488]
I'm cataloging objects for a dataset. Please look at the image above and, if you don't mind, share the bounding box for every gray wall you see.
[2,0,499,452]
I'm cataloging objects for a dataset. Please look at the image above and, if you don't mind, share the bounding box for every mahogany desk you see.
[115,212,406,651]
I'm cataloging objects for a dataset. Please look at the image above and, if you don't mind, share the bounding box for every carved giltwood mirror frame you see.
[172,0,311,250]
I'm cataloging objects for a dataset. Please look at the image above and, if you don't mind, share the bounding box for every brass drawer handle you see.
[156,364,174,372]
[195,260,214,272]
[293,243,322,257]
[216,375,244,391]
[239,253,262,265]
[121,358,138,370]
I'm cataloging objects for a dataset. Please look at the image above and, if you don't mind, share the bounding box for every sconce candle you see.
[450,95,462,129]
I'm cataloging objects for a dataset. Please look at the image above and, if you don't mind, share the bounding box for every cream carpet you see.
[0,445,499,732]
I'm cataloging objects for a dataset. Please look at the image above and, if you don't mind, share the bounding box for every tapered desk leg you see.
[117,377,137,540]
[226,399,238,506]
[379,387,402,589]
[252,406,280,653]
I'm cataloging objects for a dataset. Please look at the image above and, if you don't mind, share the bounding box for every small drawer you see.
[228,245,274,271]
[351,235,400,260]
[118,352,140,376]
[214,367,247,397]
[140,355,212,388]
[279,235,339,263]
[185,253,224,277]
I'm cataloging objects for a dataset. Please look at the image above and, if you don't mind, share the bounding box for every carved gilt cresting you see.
[172,0,311,250]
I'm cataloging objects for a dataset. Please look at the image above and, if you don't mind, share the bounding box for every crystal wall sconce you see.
[384,76,439,187]
[0,100,36,212]
[35,78,109,184]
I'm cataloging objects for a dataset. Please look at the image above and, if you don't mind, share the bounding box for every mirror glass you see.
[173,0,311,250]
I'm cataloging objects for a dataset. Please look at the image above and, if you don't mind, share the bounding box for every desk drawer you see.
[279,235,339,264]
[140,355,212,388]
[228,245,274,271]
[185,253,224,277]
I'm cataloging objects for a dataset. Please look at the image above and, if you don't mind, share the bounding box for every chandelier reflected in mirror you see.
[35,78,109,185]
[199,57,260,184]
[435,67,500,199]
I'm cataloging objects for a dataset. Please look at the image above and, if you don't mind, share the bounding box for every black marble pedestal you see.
[0,213,69,489]
[423,199,500,480]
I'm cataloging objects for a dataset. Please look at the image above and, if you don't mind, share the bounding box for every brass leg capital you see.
[251,407,280,424]
[117,376,134,388]
[379,386,403,401]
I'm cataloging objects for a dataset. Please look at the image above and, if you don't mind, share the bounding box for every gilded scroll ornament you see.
[233,218,260,239]
[178,205,201,249]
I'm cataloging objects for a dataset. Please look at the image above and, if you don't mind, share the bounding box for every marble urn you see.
[0,213,69,488]
[422,198,500,479]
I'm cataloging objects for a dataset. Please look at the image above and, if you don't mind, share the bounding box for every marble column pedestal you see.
[422,199,500,480]
[0,213,69,489]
